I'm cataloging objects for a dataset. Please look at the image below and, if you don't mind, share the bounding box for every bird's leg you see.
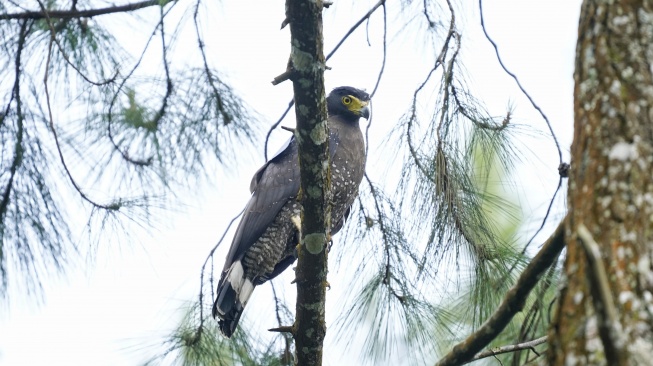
[291,214,302,233]
[327,235,333,253]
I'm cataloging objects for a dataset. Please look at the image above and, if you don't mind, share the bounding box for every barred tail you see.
[212,260,255,338]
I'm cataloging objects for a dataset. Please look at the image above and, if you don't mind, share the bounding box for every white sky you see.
[0,0,581,365]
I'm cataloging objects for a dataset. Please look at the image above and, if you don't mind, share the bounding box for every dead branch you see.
[466,336,547,364]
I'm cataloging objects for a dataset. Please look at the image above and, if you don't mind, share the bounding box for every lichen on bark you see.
[549,1,653,365]
[285,0,331,365]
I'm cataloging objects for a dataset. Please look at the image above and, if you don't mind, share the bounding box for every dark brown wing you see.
[222,137,300,269]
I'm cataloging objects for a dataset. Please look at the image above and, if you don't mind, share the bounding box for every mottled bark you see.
[549,1,653,365]
[285,0,330,365]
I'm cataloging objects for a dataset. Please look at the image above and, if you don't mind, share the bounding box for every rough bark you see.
[285,0,330,365]
[549,1,653,365]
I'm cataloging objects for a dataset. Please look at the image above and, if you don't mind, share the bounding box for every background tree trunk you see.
[549,1,653,364]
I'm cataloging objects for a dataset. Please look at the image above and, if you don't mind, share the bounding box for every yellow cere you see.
[342,95,369,114]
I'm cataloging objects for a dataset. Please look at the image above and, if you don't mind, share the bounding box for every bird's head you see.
[327,86,370,122]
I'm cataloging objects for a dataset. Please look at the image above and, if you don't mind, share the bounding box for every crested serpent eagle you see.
[213,86,370,337]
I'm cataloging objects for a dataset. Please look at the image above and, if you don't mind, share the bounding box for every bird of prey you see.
[212,86,370,337]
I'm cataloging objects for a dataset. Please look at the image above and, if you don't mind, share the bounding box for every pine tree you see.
[5,1,651,365]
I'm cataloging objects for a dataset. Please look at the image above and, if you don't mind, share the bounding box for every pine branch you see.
[0,19,28,228]
[284,0,330,364]
[0,0,170,20]
[435,219,565,366]
[466,336,546,364]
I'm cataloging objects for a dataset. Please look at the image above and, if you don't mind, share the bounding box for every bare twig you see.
[268,326,294,334]
[197,209,244,330]
[467,336,547,364]
[478,0,562,164]
[435,220,565,366]
[519,177,563,256]
[264,100,294,161]
[325,0,385,60]
[0,0,170,20]
[149,5,173,129]
[364,174,400,300]
[41,19,117,211]
[364,2,386,159]
[369,3,386,99]
[271,68,295,85]
[271,282,293,365]
[422,0,435,27]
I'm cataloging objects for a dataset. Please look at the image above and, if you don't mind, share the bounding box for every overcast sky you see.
[0,0,580,365]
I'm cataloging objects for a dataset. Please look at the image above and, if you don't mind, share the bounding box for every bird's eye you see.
[342,96,352,105]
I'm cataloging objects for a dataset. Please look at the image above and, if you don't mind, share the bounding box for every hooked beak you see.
[360,103,370,120]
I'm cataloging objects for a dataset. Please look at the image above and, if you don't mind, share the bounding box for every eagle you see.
[213,86,370,337]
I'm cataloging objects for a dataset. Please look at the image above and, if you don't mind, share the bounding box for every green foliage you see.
[142,303,290,366]
[0,1,256,296]
[1,1,562,365]
[162,0,561,365]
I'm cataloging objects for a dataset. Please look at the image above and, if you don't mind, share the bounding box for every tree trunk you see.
[285,1,330,365]
[549,1,653,364]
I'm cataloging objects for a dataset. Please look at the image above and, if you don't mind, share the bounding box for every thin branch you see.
[422,0,435,27]
[364,174,400,300]
[197,209,244,330]
[478,0,562,164]
[264,100,294,161]
[405,0,457,178]
[0,19,28,223]
[362,2,386,156]
[0,0,170,20]
[272,68,294,85]
[105,2,179,166]
[193,0,230,125]
[271,281,293,365]
[501,147,565,285]
[265,0,386,161]
[42,33,117,211]
[369,3,386,99]
[518,177,564,257]
[325,0,385,60]
[149,5,173,128]
[36,1,118,86]
[268,326,294,334]
[577,224,625,364]
[467,336,547,364]
[450,86,510,131]
[435,219,565,366]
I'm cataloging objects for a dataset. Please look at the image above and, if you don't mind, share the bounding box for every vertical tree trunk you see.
[285,1,330,365]
[549,1,653,364]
